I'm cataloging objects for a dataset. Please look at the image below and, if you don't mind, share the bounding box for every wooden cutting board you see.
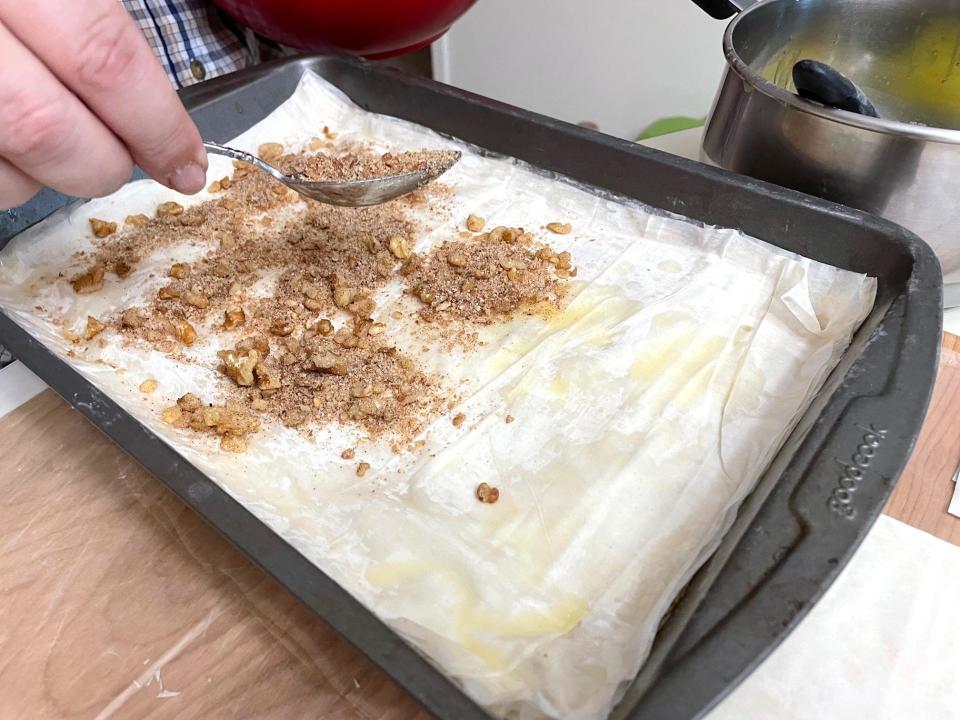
[0,389,426,719]
[885,333,960,543]
[2,335,959,718]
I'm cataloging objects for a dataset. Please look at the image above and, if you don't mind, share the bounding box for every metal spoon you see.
[203,141,461,208]
[792,60,880,118]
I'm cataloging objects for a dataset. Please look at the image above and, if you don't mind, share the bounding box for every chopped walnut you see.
[305,352,348,376]
[237,335,270,357]
[89,218,117,238]
[169,263,190,279]
[302,283,322,301]
[157,285,179,300]
[220,435,248,453]
[546,222,573,235]
[388,235,411,260]
[333,285,355,308]
[125,214,149,227]
[282,408,305,427]
[316,318,334,336]
[224,307,246,329]
[70,265,105,294]
[476,482,500,504]
[334,329,359,349]
[114,259,132,278]
[139,379,158,394]
[163,393,260,452]
[447,252,467,268]
[452,412,466,428]
[174,319,197,345]
[415,286,436,305]
[351,382,374,398]
[348,294,376,319]
[183,291,209,309]
[341,448,356,460]
[255,361,281,392]
[258,142,284,162]
[323,126,337,140]
[351,397,384,418]
[356,461,370,477]
[121,308,144,328]
[486,226,520,244]
[177,393,202,412]
[505,415,515,424]
[466,214,486,232]
[156,201,184,217]
[84,316,105,340]
[179,209,205,227]
[218,348,259,386]
[211,408,259,436]
[269,320,295,337]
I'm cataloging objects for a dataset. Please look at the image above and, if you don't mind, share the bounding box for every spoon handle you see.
[202,141,286,181]
[686,0,757,19]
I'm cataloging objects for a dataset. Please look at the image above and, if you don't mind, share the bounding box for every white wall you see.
[435,0,728,140]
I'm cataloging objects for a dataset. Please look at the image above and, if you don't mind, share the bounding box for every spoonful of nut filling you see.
[204,141,461,207]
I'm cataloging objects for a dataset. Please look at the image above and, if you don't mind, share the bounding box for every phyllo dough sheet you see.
[0,72,876,719]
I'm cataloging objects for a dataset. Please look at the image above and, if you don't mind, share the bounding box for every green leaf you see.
[636,116,705,141]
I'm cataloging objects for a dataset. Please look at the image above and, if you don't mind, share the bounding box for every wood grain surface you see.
[884,333,960,546]
[0,390,426,720]
[2,333,958,718]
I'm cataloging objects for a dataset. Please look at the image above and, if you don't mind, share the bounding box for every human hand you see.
[0,0,208,210]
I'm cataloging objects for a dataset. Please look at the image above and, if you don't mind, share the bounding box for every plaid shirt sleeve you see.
[121,0,285,89]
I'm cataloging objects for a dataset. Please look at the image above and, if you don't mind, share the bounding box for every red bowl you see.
[212,0,478,58]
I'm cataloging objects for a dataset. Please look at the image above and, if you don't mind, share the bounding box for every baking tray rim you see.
[0,52,943,720]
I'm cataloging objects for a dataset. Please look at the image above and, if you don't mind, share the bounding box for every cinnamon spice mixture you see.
[65,139,575,454]
[285,148,459,182]
[404,225,573,323]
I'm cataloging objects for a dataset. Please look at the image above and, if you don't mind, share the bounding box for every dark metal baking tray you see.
[0,54,941,720]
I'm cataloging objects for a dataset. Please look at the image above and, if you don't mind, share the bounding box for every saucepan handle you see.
[686,0,757,19]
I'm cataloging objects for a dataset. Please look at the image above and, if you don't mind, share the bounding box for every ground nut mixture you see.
[283,148,460,182]
[405,227,573,323]
[67,142,574,452]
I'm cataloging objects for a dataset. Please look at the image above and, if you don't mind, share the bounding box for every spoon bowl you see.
[203,141,461,207]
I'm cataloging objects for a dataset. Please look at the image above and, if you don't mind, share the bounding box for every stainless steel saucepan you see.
[691,0,960,305]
